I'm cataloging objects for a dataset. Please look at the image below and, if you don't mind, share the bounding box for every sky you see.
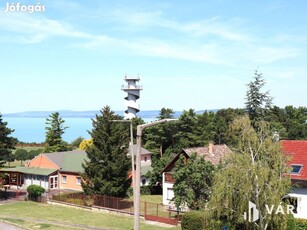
[1,0,307,114]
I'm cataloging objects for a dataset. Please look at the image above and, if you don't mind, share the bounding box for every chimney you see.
[209,141,214,154]
[273,132,280,142]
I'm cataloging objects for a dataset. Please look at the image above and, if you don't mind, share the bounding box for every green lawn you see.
[0,201,180,230]
[128,195,163,204]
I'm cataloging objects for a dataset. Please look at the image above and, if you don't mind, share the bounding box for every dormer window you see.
[291,164,303,174]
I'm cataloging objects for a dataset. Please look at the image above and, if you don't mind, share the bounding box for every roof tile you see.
[281,140,307,180]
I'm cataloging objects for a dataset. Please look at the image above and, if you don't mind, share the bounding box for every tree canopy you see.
[81,106,131,198]
[0,114,17,166]
[173,153,216,210]
[44,112,69,153]
[207,115,291,229]
[15,148,28,165]
[245,70,272,126]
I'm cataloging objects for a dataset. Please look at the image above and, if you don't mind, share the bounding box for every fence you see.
[144,202,181,225]
[51,192,181,225]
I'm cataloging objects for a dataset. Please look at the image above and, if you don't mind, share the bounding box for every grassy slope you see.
[0,201,180,230]
[128,195,163,204]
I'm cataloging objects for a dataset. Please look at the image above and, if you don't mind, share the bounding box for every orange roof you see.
[281,140,307,181]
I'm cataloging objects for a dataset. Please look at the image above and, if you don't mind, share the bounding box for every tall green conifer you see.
[81,106,131,198]
[44,112,69,153]
[0,114,17,166]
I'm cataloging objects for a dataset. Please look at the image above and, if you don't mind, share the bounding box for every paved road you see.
[0,221,23,230]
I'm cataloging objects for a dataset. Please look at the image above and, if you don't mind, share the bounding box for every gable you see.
[27,154,59,169]
[162,151,189,173]
[162,144,231,173]
[27,150,88,173]
[281,140,307,181]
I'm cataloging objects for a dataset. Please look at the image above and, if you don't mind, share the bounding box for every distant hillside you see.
[3,110,99,118]
[3,109,213,119]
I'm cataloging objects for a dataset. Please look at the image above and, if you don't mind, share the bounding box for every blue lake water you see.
[4,117,154,143]
[5,117,93,143]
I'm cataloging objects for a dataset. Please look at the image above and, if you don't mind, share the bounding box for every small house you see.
[161,143,231,206]
[281,140,307,219]
[1,150,87,191]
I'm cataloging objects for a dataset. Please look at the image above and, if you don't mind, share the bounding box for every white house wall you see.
[24,174,49,190]
[289,188,307,219]
[162,172,175,206]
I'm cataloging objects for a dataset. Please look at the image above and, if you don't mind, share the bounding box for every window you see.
[167,188,174,200]
[76,177,81,185]
[50,175,58,189]
[291,165,303,174]
[142,178,146,185]
[144,157,147,162]
[62,175,67,183]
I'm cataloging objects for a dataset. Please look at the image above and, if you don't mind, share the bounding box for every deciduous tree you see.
[208,115,291,229]
[79,139,93,150]
[173,153,216,210]
[71,137,84,149]
[15,148,28,165]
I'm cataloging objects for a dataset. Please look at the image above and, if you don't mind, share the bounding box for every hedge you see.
[295,218,307,230]
[181,211,204,230]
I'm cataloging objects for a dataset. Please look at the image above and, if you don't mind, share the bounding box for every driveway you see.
[0,221,23,230]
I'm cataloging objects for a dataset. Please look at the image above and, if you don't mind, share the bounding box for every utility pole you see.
[134,119,178,230]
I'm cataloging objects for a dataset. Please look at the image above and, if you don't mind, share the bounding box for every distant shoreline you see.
[2,110,210,119]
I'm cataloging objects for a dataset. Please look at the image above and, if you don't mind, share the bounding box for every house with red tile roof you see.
[161,143,231,206]
[281,140,307,219]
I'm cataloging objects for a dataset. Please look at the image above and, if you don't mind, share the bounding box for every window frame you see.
[76,176,81,185]
[291,164,303,174]
[62,175,67,184]
[167,188,174,201]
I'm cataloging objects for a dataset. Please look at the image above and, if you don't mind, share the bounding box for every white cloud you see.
[109,9,251,42]
[0,13,92,43]
[0,9,304,67]
[159,17,251,42]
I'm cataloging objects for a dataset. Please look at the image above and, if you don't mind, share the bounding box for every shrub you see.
[181,211,204,230]
[27,185,45,201]
[286,214,296,230]
[296,218,307,230]
[140,186,151,195]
